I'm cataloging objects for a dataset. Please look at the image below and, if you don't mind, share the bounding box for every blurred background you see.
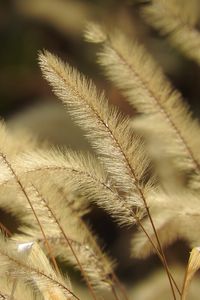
[1,0,200,297]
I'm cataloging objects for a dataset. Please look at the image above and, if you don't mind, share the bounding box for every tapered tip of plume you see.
[38,50,52,72]
[187,247,200,276]
[38,50,51,82]
[38,49,46,62]
[182,247,200,299]
[84,22,107,43]
[38,50,64,80]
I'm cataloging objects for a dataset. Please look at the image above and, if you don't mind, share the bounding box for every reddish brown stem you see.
[33,185,98,300]
[1,155,60,276]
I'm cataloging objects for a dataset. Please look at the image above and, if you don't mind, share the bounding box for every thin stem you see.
[80,220,129,300]
[137,194,177,300]
[33,185,98,300]
[136,217,180,296]
[112,274,129,300]
[0,222,12,237]
[181,265,189,300]
[1,154,60,276]
[111,286,120,300]
[114,138,179,299]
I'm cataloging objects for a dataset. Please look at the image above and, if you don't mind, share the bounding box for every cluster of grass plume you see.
[1,1,200,299]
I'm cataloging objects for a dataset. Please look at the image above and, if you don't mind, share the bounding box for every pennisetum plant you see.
[1,0,200,299]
